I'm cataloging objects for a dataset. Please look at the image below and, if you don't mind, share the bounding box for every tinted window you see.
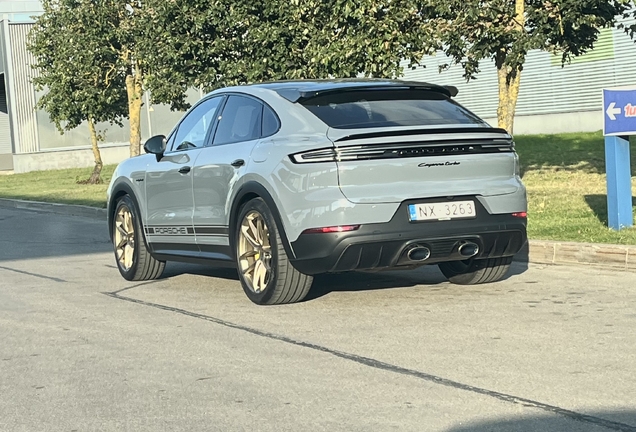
[213,96,263,145]
[164,132,176,150]
[171,96,222,151]
[262,105,280,137]
[301,90,485,129]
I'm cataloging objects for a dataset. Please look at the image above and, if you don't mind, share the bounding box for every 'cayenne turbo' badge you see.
[418,161,461,168]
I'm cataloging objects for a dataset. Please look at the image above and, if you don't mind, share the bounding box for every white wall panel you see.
[403,20,636,121]
[0,77,11,155]
[9,22,38,153]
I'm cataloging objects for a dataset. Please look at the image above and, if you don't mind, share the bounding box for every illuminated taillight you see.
[512,212,527,218]
[289,148,337,163]
[302,225,360,234]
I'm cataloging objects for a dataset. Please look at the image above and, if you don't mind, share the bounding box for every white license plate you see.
[408,201,476,221]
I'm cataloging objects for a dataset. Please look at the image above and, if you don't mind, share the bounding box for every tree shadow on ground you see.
[445,410,636,432]
[584,194,636,226]
[0,207,112,262]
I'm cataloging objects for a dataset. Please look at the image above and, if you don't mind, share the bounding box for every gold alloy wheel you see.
[114,205,135,271]
[238,211,272,293]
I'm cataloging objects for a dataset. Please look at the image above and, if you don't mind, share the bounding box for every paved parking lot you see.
[1,206,635,431]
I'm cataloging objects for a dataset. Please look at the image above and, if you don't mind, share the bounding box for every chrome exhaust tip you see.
[458,242,480,258]
[407,245,431,262]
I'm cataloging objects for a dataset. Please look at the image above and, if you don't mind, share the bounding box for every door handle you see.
[231,159,245,168]
[178,166,191,174]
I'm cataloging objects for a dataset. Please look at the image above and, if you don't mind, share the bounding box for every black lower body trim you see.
[150,243,234,266]
[290,197,527,275]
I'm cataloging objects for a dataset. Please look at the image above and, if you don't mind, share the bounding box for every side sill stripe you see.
[144,225,229,236]
[195,226,230,236]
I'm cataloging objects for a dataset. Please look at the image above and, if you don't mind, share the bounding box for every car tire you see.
[234,197,313,305]
[438,256,513,285]
[113,195,165,281]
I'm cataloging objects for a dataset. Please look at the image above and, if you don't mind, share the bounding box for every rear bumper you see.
[289,197,527,275]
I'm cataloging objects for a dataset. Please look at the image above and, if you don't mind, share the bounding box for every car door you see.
[192,94,279,256]
[144,96,223,253]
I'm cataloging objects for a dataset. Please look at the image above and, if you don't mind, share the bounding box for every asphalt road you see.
[1,206,636,432]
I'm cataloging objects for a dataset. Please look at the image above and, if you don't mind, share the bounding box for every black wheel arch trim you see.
[107,179,153,252]
[230,182,297,260]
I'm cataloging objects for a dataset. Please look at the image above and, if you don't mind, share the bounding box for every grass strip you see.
[0,132,634,244]
[516,132,636,244]
[0,165,115,208]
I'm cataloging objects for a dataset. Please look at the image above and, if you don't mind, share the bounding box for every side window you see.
[171,96,222,151]
[164,131,176,151]
[262,104,280,137]
[213,96,263,145]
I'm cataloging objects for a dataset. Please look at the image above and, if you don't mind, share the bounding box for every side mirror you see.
[143,135,167,161]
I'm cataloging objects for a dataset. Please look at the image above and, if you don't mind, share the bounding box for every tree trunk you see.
[80,118,103,185]
[495,0,525,135]
[126,70,144,157]
[496,63,522,134]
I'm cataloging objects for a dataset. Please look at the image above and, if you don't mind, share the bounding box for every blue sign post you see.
[602,89,635,230]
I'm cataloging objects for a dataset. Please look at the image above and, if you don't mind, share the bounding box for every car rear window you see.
[300,89,485,129]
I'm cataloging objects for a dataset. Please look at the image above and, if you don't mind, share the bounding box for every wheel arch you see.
[107,180,150,250]
[229,182,297,260]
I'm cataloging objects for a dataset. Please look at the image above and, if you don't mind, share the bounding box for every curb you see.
[0,198,107,220]
[517,240,636,272]
[1,198,635,272]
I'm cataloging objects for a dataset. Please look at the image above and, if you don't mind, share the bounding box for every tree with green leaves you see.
[30,0,437,160]
[29,0,128,184]
[74,0,149,157]
[140,0,436,93]
[220,0,435,82]
[30,0,192,159]
[135,0,226,108]
[424,0,629,134]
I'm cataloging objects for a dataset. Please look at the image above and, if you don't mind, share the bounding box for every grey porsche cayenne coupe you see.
[107,79,528,305]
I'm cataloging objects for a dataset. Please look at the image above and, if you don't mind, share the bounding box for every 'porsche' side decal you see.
[144,226,229,236]
[145,226,190,236]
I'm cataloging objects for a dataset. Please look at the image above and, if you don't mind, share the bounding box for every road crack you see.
[104,291,636,432]
[0,265,66,283]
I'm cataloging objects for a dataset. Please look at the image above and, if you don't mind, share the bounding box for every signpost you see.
[602,89,635,230]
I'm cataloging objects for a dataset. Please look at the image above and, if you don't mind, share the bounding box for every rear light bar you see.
[302,225,361,234]
[512,212,527,218]
[289,140,515,164]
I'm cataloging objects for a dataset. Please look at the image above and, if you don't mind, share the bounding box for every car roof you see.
[222,79,457,102]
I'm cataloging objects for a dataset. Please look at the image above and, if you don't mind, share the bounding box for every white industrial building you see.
[0,1,192,173]
[402,22,636,134]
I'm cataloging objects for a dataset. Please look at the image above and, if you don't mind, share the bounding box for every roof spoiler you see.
[444,85,459,98]
[277,84,459,103]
